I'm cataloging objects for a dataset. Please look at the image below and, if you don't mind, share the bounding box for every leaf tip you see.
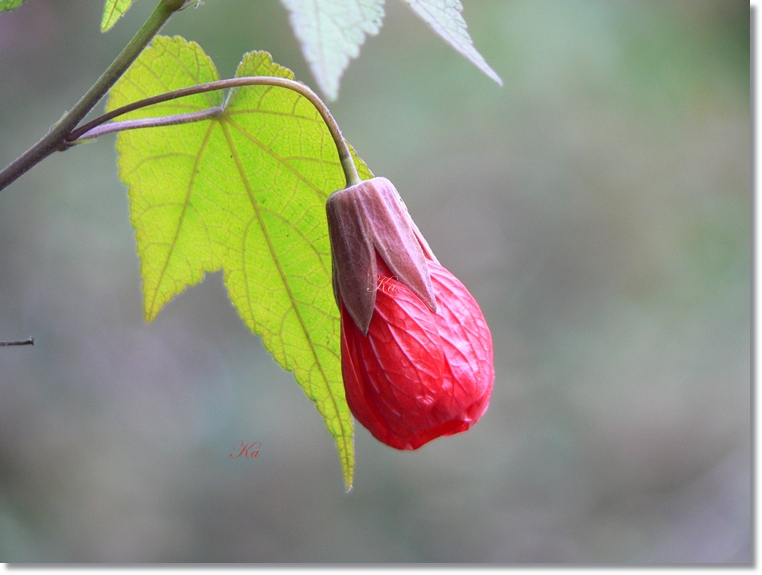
[402,0,503,89]
[320,82,339,103]
[343,459,354,492]
[143,306,158,324]
[143,288,164,324]
[484,65,503,87]
[335,418,355,492]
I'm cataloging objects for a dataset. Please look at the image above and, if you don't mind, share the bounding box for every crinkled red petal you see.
[340,257,493,450]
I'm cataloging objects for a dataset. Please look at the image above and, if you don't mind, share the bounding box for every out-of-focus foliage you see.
[280,0,385,100]
[101,0,503,99]
[0,0,750,563]
[401,0,501,86]
[280,0,501,99]
[0,0,25,14]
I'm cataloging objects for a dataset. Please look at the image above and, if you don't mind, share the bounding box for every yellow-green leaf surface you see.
[108,36,373,489]
[101,0,133,32]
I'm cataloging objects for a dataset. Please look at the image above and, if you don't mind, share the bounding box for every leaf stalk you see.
[67,77,363,188]
[75,107,225,140]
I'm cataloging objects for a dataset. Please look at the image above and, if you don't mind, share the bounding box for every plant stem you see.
[0,0,187,193]
[0,338,34,347]
[68,77,363,188]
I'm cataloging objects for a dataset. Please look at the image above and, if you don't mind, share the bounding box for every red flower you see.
[326,177,494,450]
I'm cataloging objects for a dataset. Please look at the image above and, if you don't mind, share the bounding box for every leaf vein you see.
[226,118,329,200]
[146,119,217,318]
[221,120,351,461]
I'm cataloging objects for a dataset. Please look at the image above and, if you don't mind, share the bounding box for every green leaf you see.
[401,0,502,86]
[108,36,373,490]
[0,0,26,13]
[280,0,385,100]
[101,0,133,32]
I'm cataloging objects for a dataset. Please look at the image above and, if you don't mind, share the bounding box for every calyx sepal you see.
[326,177,437,334]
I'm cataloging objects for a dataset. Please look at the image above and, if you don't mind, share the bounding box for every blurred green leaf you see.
[101,0,133,32]
[108,35,374,490]
[280,0,385,100]
[0,0,26,13]
[280,0,501,99]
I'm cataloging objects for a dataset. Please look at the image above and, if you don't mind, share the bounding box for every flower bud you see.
[326,177,494,450]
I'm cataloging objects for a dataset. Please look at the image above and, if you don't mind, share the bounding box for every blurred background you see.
[0,0,750,563]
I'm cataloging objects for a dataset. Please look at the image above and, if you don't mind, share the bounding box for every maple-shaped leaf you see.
[0,0,26,13]
[401,0,502,86]
[107,35,374,490]
[101,0,134,32]
[280,0,385,101]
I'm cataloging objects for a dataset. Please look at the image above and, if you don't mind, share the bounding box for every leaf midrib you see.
[219,117,351,469]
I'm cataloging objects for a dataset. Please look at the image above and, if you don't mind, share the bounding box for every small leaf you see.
[101,0,133,32]
[108,36,374,490]
[280,0,385,100]
[0,0,26,13]
[402,0,502,86]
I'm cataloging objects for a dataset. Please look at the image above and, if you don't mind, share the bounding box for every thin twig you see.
[0,338,34,347]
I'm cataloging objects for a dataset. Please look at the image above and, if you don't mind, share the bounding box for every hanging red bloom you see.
[326,177,494,450]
